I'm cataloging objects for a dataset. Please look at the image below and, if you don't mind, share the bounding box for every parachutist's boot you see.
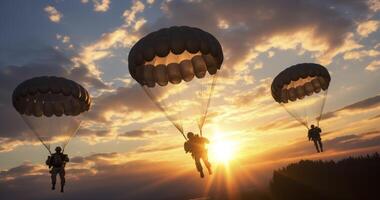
[60,185,64,193]
[200,170,204,178]
[206,165,212,175]
[52,184,55,190]
[319,142,324,152]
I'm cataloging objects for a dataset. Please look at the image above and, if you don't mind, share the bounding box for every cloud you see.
[255,118,299,132]
[357,20,379,37]
[85,84,157,124]
[134,143,181,153]
[145,0,371,74]
[368,0,380,12]
[74,1,145,77]
[123,1,145,26]
[44,5,62,23]
[227,78,272,107]
[343,49,380,60]
[366,60,380,71]
[74,29,130,76]
[120,129,159,138]
[321,95,380,121]
[339,95,380,111]
[93,0,111,12]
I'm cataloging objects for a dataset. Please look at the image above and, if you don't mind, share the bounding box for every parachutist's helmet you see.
[187,132,194,139]
[311,124,315,128]
[55,146,62,153]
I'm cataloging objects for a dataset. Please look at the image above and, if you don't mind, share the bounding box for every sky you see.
[0,0,380,199]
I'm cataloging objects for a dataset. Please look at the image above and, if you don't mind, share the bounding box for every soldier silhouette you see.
[184,132,212,178]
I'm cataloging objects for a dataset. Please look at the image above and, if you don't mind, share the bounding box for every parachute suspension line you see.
[197,74,218,136]
[142,86,187,140]
[62,120,82,153]
[197,73,206,136]
[21,117,52,154]
[317,90,328,127]
[281,104,308,129]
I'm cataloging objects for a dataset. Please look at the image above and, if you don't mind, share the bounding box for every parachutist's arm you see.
[46,156,52,168]
[64,154,69,162]
[184,143,189,153]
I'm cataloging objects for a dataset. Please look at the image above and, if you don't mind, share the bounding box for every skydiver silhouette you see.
[308,124,323,153]
[184,132,212,178]
[46,146,69,192]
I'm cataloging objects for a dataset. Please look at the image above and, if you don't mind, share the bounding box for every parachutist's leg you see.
[195,157,204,178]
[318,139,323,152]
[59,168,65,193]
[51,170,57,190]
[202,154,212,175]
[313,140,320,153]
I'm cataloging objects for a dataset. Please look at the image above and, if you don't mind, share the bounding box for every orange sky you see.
[0,0,379,199]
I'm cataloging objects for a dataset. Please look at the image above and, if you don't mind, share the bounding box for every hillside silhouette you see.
[269,153,380,200]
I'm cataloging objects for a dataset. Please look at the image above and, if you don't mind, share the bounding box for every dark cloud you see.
[233,83,268,107]
[120,129,159,138]
[70,156,85,164]
[369,114,380,120]
[143,0,371,73]
[338,95,380,111]
[77,128,111,137]
[322,95,380,121]
[0,163,39,179]
[85,84,157,123]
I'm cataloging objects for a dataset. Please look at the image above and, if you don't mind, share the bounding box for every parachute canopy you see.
[13,76,90,117]
[128,26,223,87]
[271,63,331,128]
[271,63,330,103]
[128,26,223,139]
[12,76,91,153]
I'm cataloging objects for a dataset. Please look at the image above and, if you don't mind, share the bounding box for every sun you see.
[208,133,237,164]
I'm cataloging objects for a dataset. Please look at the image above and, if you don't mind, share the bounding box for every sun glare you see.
[209,132,237,164]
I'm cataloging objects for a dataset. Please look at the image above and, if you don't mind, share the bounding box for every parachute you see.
[271,63,331,128]
[12,76,91,153]
[128,26,223,140]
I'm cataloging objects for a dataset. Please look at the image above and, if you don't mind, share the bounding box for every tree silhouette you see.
[270,153,380,200]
